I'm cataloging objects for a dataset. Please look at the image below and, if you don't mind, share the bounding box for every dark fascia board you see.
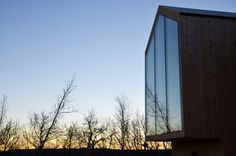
[146,131,184,141]
[146,131,221,141]
[159,5,236,19]
[144,5,236,55]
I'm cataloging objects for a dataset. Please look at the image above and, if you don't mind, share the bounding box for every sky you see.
[0,0,236,124]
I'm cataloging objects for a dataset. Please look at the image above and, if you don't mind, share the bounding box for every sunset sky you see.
[0,0,235,124]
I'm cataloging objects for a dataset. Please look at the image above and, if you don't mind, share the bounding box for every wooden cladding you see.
[180,15,236,140]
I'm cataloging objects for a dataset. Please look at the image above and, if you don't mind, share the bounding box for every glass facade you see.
[145,35,155,135]
[165,18,182,132]
[145,15,182,136]
[154,16,167,134]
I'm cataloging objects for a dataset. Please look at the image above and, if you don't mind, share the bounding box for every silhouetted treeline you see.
[0,77,171,151]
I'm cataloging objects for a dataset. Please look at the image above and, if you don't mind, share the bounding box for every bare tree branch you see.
[0,95,21,151]
[0,95,7,128]
[83,109,107,149]
[24,76,77,149]
[114,95,130,150]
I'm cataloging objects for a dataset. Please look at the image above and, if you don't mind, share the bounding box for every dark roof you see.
[159,5,236,18]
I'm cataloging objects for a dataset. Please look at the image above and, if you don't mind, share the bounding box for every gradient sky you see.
[0,0,235,123]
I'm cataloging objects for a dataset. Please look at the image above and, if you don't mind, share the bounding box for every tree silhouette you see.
[24,77,76,149]
[0,95,21,151]
[130,111,145,150]
[0,89,163,150]
[61,122,79,149]
[83,109,107,149]
[114,95,131,150]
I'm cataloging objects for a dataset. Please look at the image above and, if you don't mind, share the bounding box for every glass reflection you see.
[166,18,182,132]
[145,35,155,135]
[154,16,169,134]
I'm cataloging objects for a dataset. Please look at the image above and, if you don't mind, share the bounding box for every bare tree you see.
[130,111,145,150]
[0,95,7,129]
[0,120,21,151]
[76,126,87,148]
[0,95,21,151]
[104,119,117,149]
[61,123,86,149]
[24,77,76,149]
[114,95,130,150]
[58,122,77,149]
[23,112,53,149]
[83,109,107,149]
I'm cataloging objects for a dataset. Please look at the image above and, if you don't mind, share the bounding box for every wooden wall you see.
[179,13,236,155]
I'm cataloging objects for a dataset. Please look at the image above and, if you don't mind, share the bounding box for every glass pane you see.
[154,16,168,134]
[165,17,182,132]
[145,35,155,135]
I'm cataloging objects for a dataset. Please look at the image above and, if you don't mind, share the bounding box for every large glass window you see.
[145,15,182,136]
[166,18,182,132]
[145,35,155,135]
[154,16,168,134]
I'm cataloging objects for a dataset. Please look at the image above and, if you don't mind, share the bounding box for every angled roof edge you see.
[158,5,236,19]
[145,5,236,55]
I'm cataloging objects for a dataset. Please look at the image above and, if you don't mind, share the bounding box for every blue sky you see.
[0,0,235,123]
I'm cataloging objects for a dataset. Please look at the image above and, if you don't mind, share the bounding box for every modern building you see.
[145,6,236,156]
